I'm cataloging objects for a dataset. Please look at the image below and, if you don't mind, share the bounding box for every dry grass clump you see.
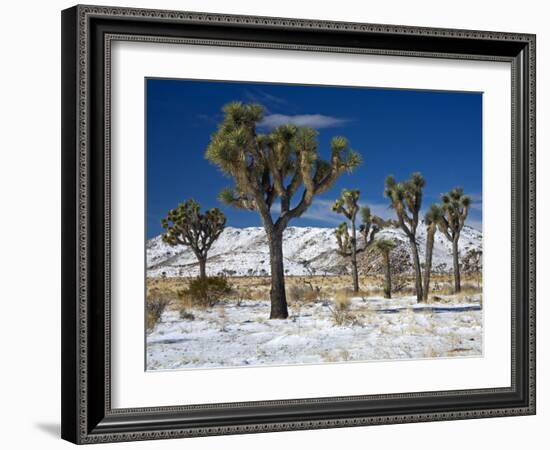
[329,289,356,326]
[334,289,352,311]
[146,288,172,331]
[226,286,253,306]
[429,289,482,305]
[356,306,380,326]
[436,282,481,296]
[288,284,318,304]
[288,282,322,322]
[239,285,270,301]
[321,349,351,363]
[217,304,228,332]
[359,286,384,298]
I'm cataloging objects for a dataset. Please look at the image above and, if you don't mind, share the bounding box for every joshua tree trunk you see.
[268,230,289,319]
[350,221,359,293]
[198,257,206,279]
[409,238,424,302]
[452,237,461,293]
[383,252,392,299]
[423,231,435,301]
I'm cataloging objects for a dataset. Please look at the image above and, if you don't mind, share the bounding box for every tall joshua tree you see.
[384,172,425,302]
[439,187,471,293]
[423,204,443,301]
[375,239,396,299]
[332,190,379,293]
[160,199,226,278]
[206,102,361,319]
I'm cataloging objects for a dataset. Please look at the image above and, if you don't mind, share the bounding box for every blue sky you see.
[146,78,482,239]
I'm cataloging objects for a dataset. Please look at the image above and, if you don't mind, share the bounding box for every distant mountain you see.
[147,224,482,278]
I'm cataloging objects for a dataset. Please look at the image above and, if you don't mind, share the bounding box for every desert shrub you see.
[289,283,320,303]
[217,304,228,332]
[288,285,308,304]
[177,276,232,308]
[288,285,306,323]
[146,292,171,331]
[288,284,319,323]
[329,290,354,326]
[231,287,253,306]
[334,289,351,311]
[303,288,318,302]
[302,280,323,301]
[287,284,305,303]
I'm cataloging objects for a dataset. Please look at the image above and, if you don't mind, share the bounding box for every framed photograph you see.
[61,5,536,444]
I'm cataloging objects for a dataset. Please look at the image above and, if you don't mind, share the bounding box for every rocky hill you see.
[147,224,482,278]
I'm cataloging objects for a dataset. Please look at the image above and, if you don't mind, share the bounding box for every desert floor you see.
[146,275,482,370]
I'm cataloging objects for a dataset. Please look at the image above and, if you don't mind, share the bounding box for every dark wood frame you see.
[61,4,536,444]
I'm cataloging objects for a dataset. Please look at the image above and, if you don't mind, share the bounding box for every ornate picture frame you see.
[61,5,535,444]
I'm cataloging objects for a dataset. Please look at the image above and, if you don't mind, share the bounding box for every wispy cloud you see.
[244,89,288,108]
[468,193,482,211]
[298,198,392,226]
[300,199,343,225]
[365,202,395,221]
[260,114,352,130]
[196,112,224,125]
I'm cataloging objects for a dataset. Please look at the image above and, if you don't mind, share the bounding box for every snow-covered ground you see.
[146,295,482,370]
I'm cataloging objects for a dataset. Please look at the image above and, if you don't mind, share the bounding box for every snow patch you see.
[146,295,483,370]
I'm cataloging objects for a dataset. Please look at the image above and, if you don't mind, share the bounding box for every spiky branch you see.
[334,206,380,257]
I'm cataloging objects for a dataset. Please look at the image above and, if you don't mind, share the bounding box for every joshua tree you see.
[375,239,396,299]
[438,187,471,293]
[384,172,425,302]
[423,204,444,301]
[462,248,483,289]
[205,102,361,318]
[160,199,226,278]
[332,190,379,293]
